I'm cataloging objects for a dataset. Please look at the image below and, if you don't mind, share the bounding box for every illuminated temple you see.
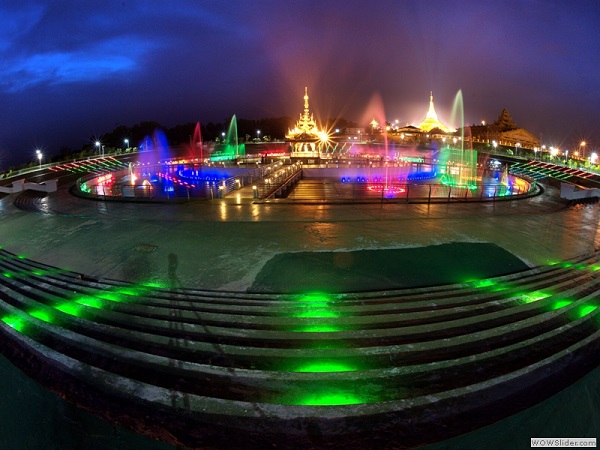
[418,91,453,133]
[286,87,328,158]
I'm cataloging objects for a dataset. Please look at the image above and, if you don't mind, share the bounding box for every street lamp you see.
[35,149,42,169]
[95,140,101,157]
[580,141,586,162]
[492,140,498,152]
[515,142,521,157]
[257,130,261,141]
[124,138,129,150]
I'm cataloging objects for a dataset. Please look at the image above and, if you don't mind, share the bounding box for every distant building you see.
[469,109,540,150]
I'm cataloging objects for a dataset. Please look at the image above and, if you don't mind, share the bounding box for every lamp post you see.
[124,138,129,150]
[580,141,586,163]
[257,130,261,141]
[515,142,521,157]
[95,141,101,157]
[36,149,42,169]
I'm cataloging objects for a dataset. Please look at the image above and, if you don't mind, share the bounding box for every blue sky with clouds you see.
[1,0,599,166]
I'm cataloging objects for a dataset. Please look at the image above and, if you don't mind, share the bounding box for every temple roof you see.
[493,108,518,131]
[286,87,322,140]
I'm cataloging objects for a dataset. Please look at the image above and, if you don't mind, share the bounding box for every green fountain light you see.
[55,302,84,317]
[294,391,366,406]
[75,297,104,309]
[1,315,27,332]
[551,300,572,310]
[577,305,598,318]
[472,279,497,288]
[294,361,357,373]
[29,309,54,323]
[293,309,340,319]
[520,291,551,304]
[97,292,125,302]
[294,324,345,333]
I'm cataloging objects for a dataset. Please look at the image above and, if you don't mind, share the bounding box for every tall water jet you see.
[210,115,245,162]
[137,129,170,166]
[190,122,203,162]
[439,90,477,187]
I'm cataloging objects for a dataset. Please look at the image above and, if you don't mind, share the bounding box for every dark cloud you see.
[1,0,600,167]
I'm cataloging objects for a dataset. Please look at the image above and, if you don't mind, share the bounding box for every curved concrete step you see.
[1,248,600,448]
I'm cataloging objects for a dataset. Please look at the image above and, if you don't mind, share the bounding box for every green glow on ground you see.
[17,255,25,259]
[297,293,331,303]
[591,265,600,271]
[294,392,365,406]
[55,302,83,317]
[562,262,574,268]
[1,315,26,332]
[308,341,348,349]
[32,270,46,276]
[294,324,345,333]
[294,361,357,372]
[577,305,598,318]
[490,285,510,292]
[3,272,12,278]
[97,292,125,302]
[116,288,140,296]
[29,310,54,323]
[76,297,104,309]
[520,291,551,304]
[551,300,573,310]
[472,279,497,288]
[293,310,340,319]
[142,281,166,288]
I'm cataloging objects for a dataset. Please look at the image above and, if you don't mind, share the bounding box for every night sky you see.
[1,0,599,168]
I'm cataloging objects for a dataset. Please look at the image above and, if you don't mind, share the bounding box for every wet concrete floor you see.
[0,180,599,293]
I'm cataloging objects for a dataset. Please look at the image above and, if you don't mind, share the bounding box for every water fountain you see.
[189,122,203,161]
[438,90,478,187]
[210,115,246,162]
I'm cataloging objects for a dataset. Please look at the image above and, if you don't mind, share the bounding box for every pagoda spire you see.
[286,86,321,139]
[304,86,309,116]
[426,91,439,121]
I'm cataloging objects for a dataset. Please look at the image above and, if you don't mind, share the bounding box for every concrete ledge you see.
[1,248,600,447]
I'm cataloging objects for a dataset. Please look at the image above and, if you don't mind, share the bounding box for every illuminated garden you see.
[1,88,600,449]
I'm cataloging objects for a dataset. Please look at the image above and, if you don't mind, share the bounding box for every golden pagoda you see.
[286,87,323,140]
[286,87,329,158]
[418,91,453,133]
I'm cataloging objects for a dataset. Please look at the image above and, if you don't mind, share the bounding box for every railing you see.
[74,168,259,202]
[256,177,539,203]
[255,164,303,199]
